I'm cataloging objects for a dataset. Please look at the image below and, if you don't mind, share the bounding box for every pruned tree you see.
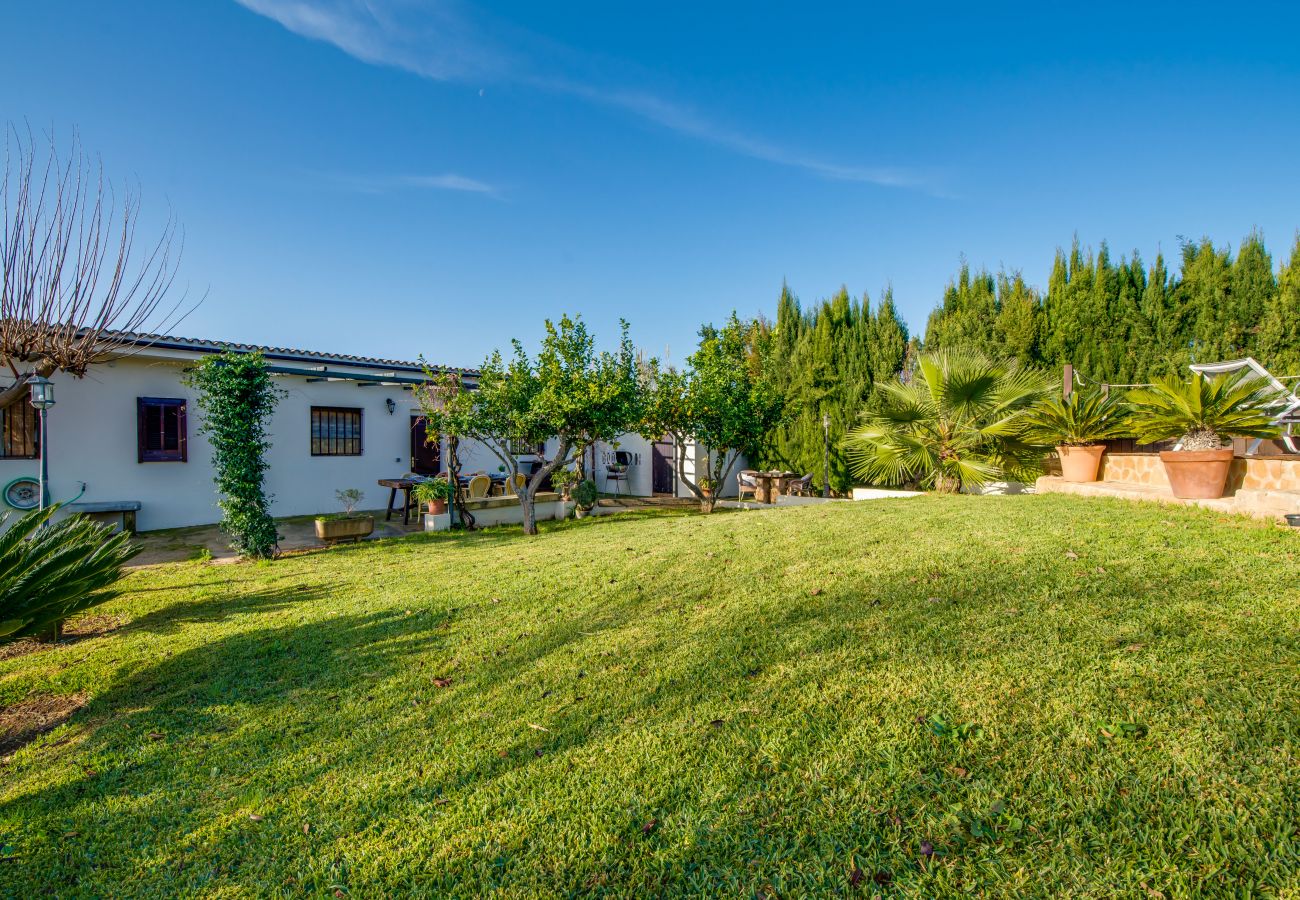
[0,126,186,408]
[641,315,786,512]
[419,316,642,536]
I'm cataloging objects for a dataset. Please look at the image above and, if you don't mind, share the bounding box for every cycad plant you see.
[845,350,1048,492]
[1126,371,1282,450]
[0,505,139,643]
[1022,387,1130,446]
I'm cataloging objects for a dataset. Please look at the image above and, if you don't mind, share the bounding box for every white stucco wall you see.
[1,355,445,531]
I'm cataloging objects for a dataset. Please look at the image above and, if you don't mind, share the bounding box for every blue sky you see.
[5,1,1299,368]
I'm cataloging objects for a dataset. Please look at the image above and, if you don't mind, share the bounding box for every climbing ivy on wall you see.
[186,351,283,559]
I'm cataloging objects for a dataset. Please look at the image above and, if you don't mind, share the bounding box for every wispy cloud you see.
[236,0,936,192]
[323,171,502,197]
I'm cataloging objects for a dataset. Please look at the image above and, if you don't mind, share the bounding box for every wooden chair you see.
[467,475,491,499]
[505,472,526,494]
[736,469,759,501]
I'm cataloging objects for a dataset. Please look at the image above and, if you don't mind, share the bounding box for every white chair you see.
[736,469,759,501]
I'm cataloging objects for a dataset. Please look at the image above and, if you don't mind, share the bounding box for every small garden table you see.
[378,477,422,526]
[752,471,797,504]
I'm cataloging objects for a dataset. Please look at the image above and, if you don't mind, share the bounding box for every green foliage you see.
[641,314,785,509]
[1125,371,1284,449]
[570,478,598,510]
[548,467,580,497]
[185,352,282,559]
[919,233,1300,384]
[334,488,364,516]
[1257,236,1300,375]
[1021,387,1130,446]
[758,285,908,492]
[412,478,455,504]
[0,505,138,643]
[420,316,641,534]
[845,350,1048,492]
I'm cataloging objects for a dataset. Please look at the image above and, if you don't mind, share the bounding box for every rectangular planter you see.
[314,515,375,542]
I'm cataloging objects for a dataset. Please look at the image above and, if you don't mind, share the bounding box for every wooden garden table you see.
[378,477,422,526]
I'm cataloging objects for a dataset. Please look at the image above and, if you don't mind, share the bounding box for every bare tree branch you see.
[0,124,191,406]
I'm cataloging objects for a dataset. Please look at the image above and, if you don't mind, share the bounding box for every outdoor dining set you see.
[378,471,527,525]
[736,470,815,504]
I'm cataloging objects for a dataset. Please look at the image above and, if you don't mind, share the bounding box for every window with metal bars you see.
[0,396,39,459]
[137,398,187,462]
[311,406,363,456]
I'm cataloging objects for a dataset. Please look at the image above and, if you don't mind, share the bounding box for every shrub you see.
[0,505,139,643]
[1125,371,1283,450]
[186,352,283,558]
[571,479,599,510]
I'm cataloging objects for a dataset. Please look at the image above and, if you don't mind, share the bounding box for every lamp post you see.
[28,375,55,511]
[822,411,830,499]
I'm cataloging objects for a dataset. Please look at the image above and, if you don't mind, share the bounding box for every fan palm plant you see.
[0,505,139,643]
[845,350,1049,493]
[1125,371,1283,449]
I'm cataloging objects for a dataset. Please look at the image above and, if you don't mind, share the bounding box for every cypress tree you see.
[1258,236,1300,375]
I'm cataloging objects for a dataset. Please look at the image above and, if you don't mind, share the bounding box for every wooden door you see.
[651,436,675,495]
[410,416,441,474]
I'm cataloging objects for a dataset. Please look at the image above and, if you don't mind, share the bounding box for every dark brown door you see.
[652,436,675,494]
[410,416,441,474]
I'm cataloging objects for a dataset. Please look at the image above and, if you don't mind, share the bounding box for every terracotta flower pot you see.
[1057,444,1106,483]
[426,498,447,515]
[1159,448,1235,499]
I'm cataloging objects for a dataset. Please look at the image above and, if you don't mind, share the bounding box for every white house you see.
[0,333,740,532]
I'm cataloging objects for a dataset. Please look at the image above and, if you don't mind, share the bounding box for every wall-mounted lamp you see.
[385,398,396,416]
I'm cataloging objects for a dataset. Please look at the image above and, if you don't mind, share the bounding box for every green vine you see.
[186,351,284,559]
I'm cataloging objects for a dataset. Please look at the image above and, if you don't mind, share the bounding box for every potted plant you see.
[571,479,598,519]
[1126,371,1282,499]
[698,477,715,499]
[550,467,580,501]
[413,478,455,515]
[1023,387,1129,482]
[315,488,375,541]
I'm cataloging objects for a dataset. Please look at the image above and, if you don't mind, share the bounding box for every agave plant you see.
[845,350,1048,492]
[0,505,139,643]
[1125,371,1283,451]
[1022,387,1130,447]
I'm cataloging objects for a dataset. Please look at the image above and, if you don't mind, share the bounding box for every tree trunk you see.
[673,436,715,512]
[448,436,475,529]
[521,489,538,535]
[520,437,571,536]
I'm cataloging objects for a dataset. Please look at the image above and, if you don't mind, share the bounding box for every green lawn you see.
[1,496,1297,897]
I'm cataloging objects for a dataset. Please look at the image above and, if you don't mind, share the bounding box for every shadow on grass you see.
[3,499,1295,895]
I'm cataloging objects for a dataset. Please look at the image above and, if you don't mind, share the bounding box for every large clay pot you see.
[1057,444,1106,483]
[426,498,447,515]
[1159,448,1235,499]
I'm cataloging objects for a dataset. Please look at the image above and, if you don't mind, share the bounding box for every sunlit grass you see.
[1,496,1297,896]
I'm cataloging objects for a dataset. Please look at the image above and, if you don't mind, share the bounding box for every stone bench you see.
[68,501,142,533]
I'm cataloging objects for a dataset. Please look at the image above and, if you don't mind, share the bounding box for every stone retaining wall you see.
[1099,453,1300,493]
